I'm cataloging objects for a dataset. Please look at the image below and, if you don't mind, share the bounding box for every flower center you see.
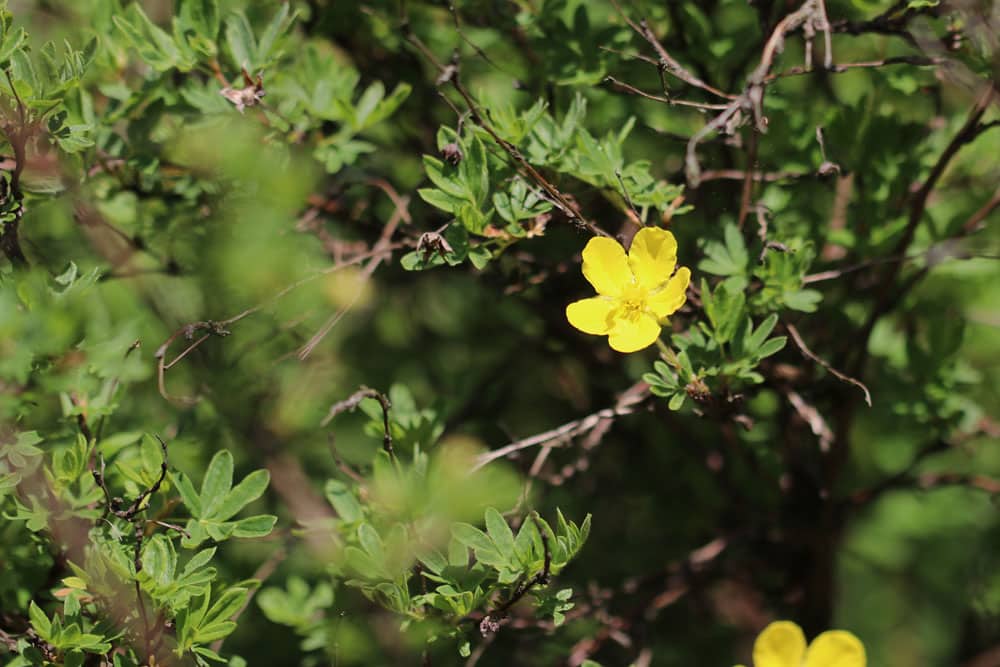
[617,285,648,321]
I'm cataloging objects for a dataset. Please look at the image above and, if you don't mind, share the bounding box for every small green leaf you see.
[199,450,235,518]
[484,508,516,562]
[183,548,217,575]
[451,522,494,555]
[224,11,256,68]
[201,587,248,628]
[211,469,269,521]
[172,471,203,517]
[193,621,238,644]
[179,0,220,42]
[28,601,51,639]
[756,336,787,359]
[325,480,363,522]
[358,523,385,564]
[232,514,277,538]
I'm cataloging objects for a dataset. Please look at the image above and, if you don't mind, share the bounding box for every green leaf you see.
[325,480,363,522]
[460,136,490,206]
[362,83,411,129]
[700,223,749,280]
[468,245,491,270]
[702,279,746,344]
[28,601,51,639]
[747,314,779,352]
[756,336,787,359]
[224,11,256,69]
[179,0,220,42]
[484,508,516,562]
[256,4,294,64]
[353,81,384,130]
[451,523,494,555]
[201,587,248,628]
[113,4,182,71]
[423,155,467,199]
[0,26,26,66]
[358,523,385,564]
[211,469,269,521]
[199,450,235,518]
[183,548,217,575]
[142,534,176,585]
[193,621,237,644]
[231,514,277,538]
[418,187,461,214]
[171,471,203,518]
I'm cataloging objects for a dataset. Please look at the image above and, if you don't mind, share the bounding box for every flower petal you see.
[752,621,807,667]
[566,297,617,335]
[628,227,678,290]
[607,313,660,353]
[582,237,631,297]
[804,630,866,667]
[647,266,691,319]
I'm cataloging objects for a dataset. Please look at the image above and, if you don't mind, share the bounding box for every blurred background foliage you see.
[1,0,999,665]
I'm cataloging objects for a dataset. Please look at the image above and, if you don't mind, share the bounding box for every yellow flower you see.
[566,227,691,353]
[736,621,866,667]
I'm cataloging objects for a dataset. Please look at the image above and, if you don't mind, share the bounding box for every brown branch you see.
[685,0,833,186]
[602,76,729,110]
[961,185,1000,235]
[895,87,996,260]
[699,169,812,183]
[153,236,406,404]
[785,322,872,406]
[847,437,1000,506]
[321,386,394,459]
[831,0,941,44]
[767,55,940,81]
[472,382,650,470]
[784,389,834,452]
[609,0,735,101]
[296,201,402,360]
[847,86,997,377]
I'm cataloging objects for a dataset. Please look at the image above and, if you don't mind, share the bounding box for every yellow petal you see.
[566,297,617,335]
[753,621,807,667]
[582,237,631,297]
[628,227,678,290]
[804,630,866,667]
[607,313,660,353]
[647,266,691,319]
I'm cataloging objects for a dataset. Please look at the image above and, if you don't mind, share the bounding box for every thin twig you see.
[322,386,394,459]
[473,383,649,470]
[609,0,735,101]
[602,76,729,110]
[785,322,872,406]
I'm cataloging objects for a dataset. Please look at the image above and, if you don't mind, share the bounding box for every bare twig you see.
[473,382,650,470]
[609,0,735,101]
[767,55,940,81]
[322,386,394,459]
[685,0,833,186]
[785,389,834,452]
[296,198,402,360]
[602,76,730,110]
[785,322,872,406]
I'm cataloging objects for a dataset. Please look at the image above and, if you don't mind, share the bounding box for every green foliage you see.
[0,0,998,665]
